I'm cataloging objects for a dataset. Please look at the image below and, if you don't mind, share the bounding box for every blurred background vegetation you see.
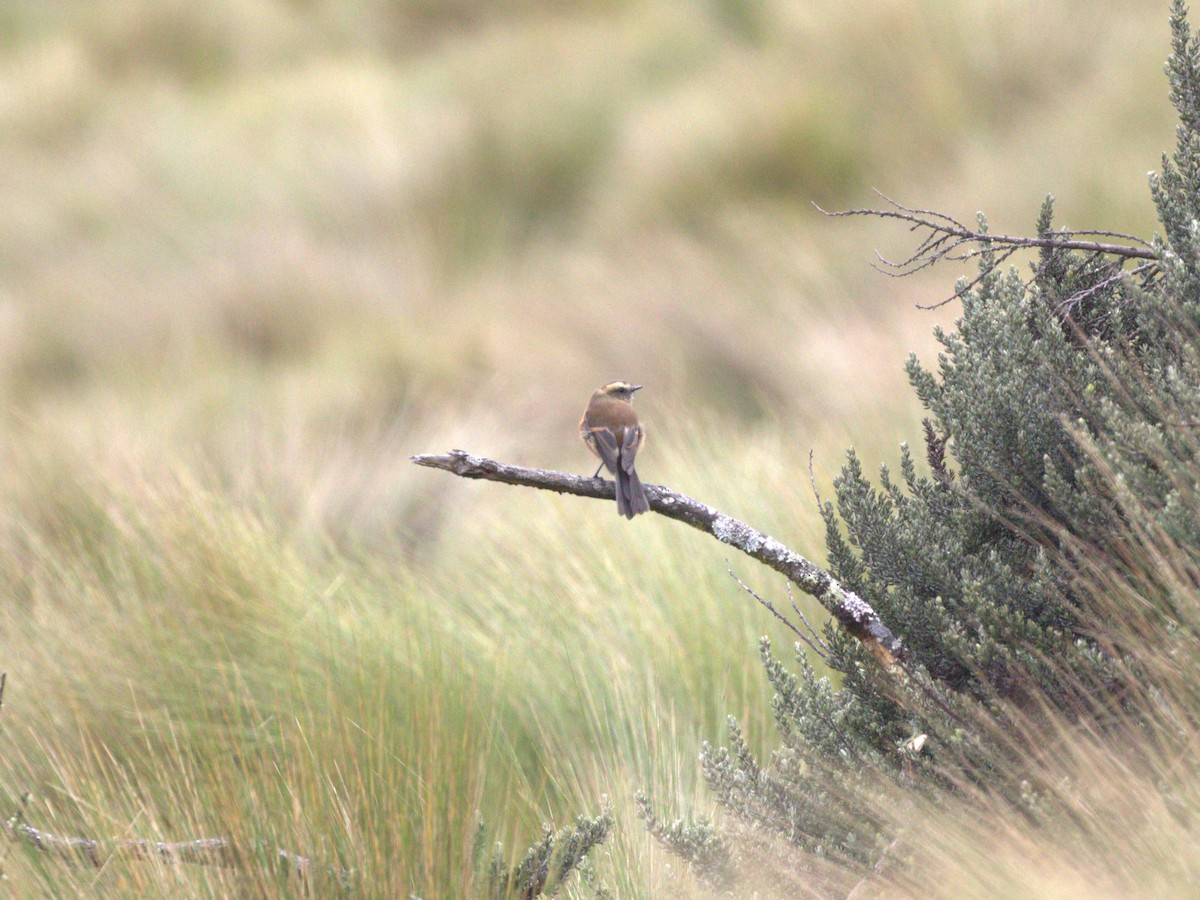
[0,0,1181,895]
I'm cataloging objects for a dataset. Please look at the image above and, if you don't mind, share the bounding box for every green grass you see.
[0,0,1191,895]
[0,420,835,896]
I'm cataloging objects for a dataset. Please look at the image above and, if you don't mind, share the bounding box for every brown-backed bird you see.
[579,381,650,519]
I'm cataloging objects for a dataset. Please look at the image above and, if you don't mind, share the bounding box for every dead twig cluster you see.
[816,191,1159,310]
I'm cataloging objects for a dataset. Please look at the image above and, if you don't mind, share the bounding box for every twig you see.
[816,191,1159,310]
[806,450,822,509]
[1055,260,1158,314]
[0,791,30,881]
[816,191,1156,260]
[801,453,839,655]
[411,450,906,673]
[2,820,352,884]
[786,581,832,657]
[726,564,829,661]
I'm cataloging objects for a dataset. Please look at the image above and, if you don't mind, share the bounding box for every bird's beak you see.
[631,385,644,393]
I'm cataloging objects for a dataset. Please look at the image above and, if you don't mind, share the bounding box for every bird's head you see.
[597,381,643,402]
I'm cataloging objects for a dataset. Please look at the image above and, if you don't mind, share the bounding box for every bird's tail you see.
[616,467,650,519]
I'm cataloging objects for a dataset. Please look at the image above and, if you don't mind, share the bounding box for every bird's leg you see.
[592,462,604,479]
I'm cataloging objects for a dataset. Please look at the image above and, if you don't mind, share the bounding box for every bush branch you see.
[817,191,1155,259]
[2,819,351,884]
[410,449,906,672]
[816,191,1158,309]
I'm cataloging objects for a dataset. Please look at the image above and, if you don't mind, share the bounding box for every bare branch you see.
[1051,228,1153,247]
[0,788,27,880]
[815,194,1157,261]
[411,450,907,673]
[806,449,823,509]
[2,821,350,883]
[1055,260,1159,314]
[915,248,1022,310]
[726,564,829,661]
[815,191,1159,310]
[786,581,833,658]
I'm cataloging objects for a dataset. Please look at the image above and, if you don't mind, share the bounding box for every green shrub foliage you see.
[654,0,1200,881]
[474,803,614,899]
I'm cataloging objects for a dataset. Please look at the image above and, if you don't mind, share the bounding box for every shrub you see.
[645,0,1200,888]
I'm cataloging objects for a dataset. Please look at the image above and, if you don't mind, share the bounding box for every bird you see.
[579,381,650,519]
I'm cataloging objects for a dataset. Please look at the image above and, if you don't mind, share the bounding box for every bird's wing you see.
[585,426,621,474]
[619,425,644,474]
